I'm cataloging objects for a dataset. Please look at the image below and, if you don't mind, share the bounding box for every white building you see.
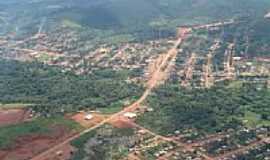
[123,112,137,119]
[84,114,93,120]
[264,12,270,19]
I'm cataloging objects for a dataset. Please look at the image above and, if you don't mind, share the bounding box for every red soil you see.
[40,143,76,160]
[0,109,31,127]
[70,112,108,128]
[109,116,136,129]
[0,125,75,160]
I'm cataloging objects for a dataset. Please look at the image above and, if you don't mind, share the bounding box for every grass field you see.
[0,103,32,109]
[99,105,123,114]
[241,111,270,128]
[62,19,82,29]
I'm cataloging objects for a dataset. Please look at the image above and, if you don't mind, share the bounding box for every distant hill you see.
[2,0,270,39]
[46,0,270,29]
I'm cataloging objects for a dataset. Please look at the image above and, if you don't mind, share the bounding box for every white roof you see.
[265,12,270,18]
[123,112,137,118]
[85,114,93,120]
[233,57,242,60]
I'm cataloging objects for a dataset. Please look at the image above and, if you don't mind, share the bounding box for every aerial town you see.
[0,1,269,160]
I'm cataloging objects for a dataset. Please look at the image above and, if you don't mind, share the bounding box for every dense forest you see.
[222,18,270,57]
[0,59,143,114]
[137,83,270,135]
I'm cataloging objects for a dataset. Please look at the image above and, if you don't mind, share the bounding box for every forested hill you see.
[64,0,270,29]
[1,0,270,37]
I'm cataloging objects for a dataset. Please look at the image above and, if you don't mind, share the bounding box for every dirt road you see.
[147,28,191,88]
[28,20,238,160]
[130,121,214,160]
[181,53,197,87]
[213,138,268,160]
[30,28,190,160]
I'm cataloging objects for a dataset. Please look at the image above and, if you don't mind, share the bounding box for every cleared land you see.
[0,117,81,160]
[0,109,30,127]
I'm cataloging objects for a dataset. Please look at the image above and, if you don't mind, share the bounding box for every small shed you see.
[84,114,93,120]
[233,57,242,61]
[123,112,137,119]
[264,12,270,19]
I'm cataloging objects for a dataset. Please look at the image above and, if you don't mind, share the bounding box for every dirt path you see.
[188,131,233,148]
[21,21,237,160]
[29,20,237,160]
[193,19,234,30]
[147,28,190,89]
[213,138,269,160]
[181,53,197,87]
[130,121,179,144]
[30,28,190,160]
[7,34,44,49]
[202,40,220,88]
[129,121,214,160]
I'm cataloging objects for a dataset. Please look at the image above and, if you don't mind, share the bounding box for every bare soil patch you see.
[0,109,31,127]
[109,116,136,129]
[40,143,76,160]
[70,112,108,128]
[0,125,75,160]
[124,153,141,160]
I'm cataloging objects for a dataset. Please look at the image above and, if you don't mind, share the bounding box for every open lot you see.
[0,117,81,160]
[70,112,109,128]
[0,109,31,127]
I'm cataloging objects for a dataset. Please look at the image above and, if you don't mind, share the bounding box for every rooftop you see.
[264,12,270,18]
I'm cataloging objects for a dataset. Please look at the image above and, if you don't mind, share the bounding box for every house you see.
[123,112,137,119]
[264,12,270,19]
[264,138,270,144]
[146,107,154,112]
[233,57,242,61]
[84,114,93,120]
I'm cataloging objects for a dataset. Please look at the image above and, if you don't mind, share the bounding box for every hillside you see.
[1,0,270,40]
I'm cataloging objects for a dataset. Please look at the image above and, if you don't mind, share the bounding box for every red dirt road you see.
[40,144,76,160]
[213,138,269,160]
[29,28,191,160]
[147,28,191,89]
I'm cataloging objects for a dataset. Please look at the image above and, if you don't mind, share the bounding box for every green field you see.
[0,103,32,109]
